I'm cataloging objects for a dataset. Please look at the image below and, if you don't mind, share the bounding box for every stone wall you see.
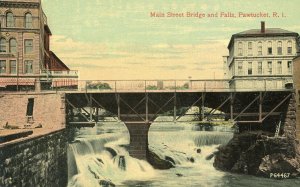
[293,56,300,138]
[0,93,66,129]
[283,94,297,139]
[0,129,68,187]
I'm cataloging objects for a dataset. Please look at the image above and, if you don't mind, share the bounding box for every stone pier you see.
[124,123,151,160]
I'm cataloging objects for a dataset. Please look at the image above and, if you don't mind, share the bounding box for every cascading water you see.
[67,120,299,187]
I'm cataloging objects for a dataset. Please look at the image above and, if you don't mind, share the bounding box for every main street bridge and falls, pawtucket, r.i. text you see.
[150,11,285,18]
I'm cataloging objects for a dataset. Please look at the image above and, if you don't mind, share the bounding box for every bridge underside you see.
[66,91,292,159]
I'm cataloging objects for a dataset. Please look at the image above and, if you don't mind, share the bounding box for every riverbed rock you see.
[213,131,300,178]
[147,150,174,169]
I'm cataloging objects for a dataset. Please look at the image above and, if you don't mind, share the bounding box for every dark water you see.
[67,121,300,187]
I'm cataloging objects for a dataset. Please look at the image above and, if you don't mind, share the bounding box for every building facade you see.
[0,0,78,91]
[224,22,299,90]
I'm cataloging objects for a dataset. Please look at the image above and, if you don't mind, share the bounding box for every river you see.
[67,121,300,187]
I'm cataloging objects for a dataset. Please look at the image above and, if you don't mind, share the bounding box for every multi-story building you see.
[0,0,78,91]
[224,22,299,90]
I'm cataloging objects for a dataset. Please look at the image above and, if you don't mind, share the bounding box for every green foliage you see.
[146,85,158,90]
[87,82,112,90]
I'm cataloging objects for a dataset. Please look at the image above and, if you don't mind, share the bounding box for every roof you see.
[49,51,70,71]
[228,28,299,49]
[44,25,52,35]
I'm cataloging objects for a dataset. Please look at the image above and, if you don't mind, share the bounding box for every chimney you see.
[261,21,265,33]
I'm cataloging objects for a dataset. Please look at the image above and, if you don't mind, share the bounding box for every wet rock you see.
[147,150,174,170]
[206,153,215,161]
[99,180,115,187]
[97,158,104,164]
[187,157,195,163]
[258,154,300,178]
[105,147,117,157]
[118,156,126,171]
[213,131,300,178]
[165,156,176,165]
[176,173,183,177]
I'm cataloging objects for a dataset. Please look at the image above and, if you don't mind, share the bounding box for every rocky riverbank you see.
[214,131,300,178]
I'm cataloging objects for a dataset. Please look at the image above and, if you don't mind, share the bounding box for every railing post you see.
[259,92,263,121]
[146,93,149,123]
[174,80,177,92]
[115,81,117,92]
[174,92,177,123]
[85,81,87,93]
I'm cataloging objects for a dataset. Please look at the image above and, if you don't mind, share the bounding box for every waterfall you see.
[67,128,156,187]
[68,122,234,186]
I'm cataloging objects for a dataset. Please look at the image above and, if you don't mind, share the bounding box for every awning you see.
[0,78,36,87]
[52,78,78,87]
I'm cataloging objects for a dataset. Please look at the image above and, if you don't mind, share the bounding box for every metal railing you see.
[0,77,294,92]
[77,77,293,92]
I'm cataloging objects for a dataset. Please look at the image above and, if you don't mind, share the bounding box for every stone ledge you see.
[0,130,33,143]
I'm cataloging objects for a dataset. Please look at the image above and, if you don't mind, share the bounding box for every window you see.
[248,42,252,56]
[6,12,14,27]
[267,61,272,75]
[238,42,243,56]
[0,38,6,53]
[258,62,262,75]
[277,41,282,55]
[248,62,252,75]
[9,38,17,53]
[26,98,34,116]
[238,62,243,75]
[288,61,292,74]
[24,60,33,74]
[25,13,33,28]
[10,60,16,74]
[277,61,282,74]
[258,42,262,55]
[0,60,6,74]
[287,41,292,54]
[267,41,272,55]
[24,40,33,53]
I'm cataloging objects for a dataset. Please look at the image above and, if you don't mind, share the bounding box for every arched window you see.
[6,12,14,27]
[267,41,272,55]
[9,38,17,53]
[277,41,282,55]
[25,13,33,28]
[0,38,7,53]
[287,41,292,54]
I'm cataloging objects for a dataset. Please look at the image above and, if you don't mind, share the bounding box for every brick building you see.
[224,22,299,90]
[0,0,78,91]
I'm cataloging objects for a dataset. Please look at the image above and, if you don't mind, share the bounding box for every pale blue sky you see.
[42,0,300,80]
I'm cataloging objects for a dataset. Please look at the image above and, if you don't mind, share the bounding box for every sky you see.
[41,0,300,80]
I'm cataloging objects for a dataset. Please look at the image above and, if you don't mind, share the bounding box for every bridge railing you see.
[0,77,294,92]
[80,79,231,92]
[76,77,292,92]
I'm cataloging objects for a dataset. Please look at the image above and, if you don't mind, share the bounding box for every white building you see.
[224,22,299,90]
